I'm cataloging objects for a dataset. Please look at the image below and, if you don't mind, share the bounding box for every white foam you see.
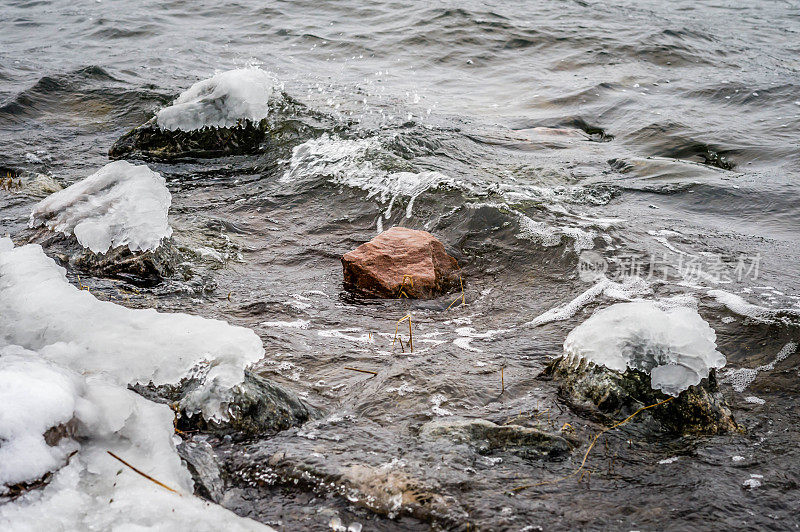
[722,342,797,392]
[280,134,450,218]
[708,289,799,323]
[0,238,264,421]
[564,301,726,396]
[156,67,275,131]
[29,161,172,254]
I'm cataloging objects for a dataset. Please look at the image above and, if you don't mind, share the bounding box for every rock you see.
[419,417,576,459]
[543,354,742,435]
[109,117,269,161]
[23,227,179,286]
[174,370,320,438]
[341,227,459,299]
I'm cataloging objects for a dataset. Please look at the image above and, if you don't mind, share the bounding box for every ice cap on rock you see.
[563,301,726,396]
[29,161,172,254]
[156,67,275,131]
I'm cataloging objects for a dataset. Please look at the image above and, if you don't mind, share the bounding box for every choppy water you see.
[2,0,800,529]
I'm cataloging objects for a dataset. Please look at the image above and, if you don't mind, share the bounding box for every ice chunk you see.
[0,238,264,420]
[0,345,271,530]
[0,346,83,487]
[156,67,275,131]
[563,301,726,396]
[29,161,172,254]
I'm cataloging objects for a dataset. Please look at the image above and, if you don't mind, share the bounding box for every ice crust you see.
[0,238,270,529]
[29,161,172,254]
[564,301,726,396]
[156,67,275,131]
[0,239,264,419]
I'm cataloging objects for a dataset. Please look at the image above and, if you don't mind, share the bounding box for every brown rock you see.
[342,227,459,299]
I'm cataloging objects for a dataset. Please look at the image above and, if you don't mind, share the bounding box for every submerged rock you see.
[419,417,576,459]
[174,371,320,438]
[342,226,460,299]
[544,354,741,435]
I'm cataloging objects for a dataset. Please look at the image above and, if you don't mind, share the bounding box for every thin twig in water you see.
[511,396,675,493]
[344,367,378,376]
[106,451,181,495]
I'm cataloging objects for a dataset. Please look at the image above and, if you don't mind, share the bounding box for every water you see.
[2,0,799,529]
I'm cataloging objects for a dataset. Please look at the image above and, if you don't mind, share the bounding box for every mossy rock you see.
[543,354,742,435]
[109,117,269,161]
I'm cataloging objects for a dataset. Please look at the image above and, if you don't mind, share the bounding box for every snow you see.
[0,238,264,421]
[156,67,275,131]
[563,301,726,396]
[0,238,270,530]
[29,161,172,254]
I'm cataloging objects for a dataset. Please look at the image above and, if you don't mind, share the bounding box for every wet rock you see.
[235,449,467,527]
[174,370,321,438]
[419,417,576,459]
[22,227,179,286]
[341,227,459,299]
[543,354,742,435]
[109,117,269,161]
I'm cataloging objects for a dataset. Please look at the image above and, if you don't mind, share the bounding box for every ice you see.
[280,134,451,218]
[564,301,726,396]
[0,238,264,420]
[0,346,83,487]
[29,161,172,254]
[0,347,270,531]
[156,67,275,131]
[526,276,651,327]
[0,238,271,529]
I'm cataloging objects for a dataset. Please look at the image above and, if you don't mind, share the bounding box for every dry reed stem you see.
[344,367,378,376]
[392,314,413,352]
[511,396,675,493]
[106,451,181,495]
[446,274,466,310]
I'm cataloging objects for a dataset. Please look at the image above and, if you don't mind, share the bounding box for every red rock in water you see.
[342,227,460,299]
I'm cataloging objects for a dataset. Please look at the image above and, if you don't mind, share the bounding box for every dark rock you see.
[175,370,321,438]
[342,227,460,299]
[543,354,742,435]
[23,227,179,286]
[109,117,269,161]
[419,417,576,459]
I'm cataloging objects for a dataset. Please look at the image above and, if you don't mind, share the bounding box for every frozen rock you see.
[109,67,275,160]
[0,238,263,422]
[544,301,740,435]
[563,301,726,396]
[341,227,460,299]
[0,345,271,530]
[419,417,576,459]
[29,161,172,254]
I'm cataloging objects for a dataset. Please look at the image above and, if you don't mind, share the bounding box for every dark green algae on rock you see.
[109,116,270,161]
[543,354,743,436]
